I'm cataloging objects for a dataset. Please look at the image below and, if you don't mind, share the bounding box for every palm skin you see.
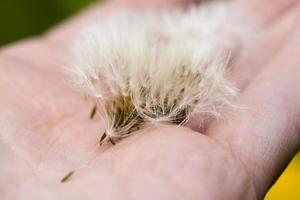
[0,41,255,199]
[0,0,300,199]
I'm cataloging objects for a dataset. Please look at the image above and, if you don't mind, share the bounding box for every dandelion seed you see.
[99,132,107,145]
[90,105,97,119]
[109,137,116,145]
[61,171,75,183]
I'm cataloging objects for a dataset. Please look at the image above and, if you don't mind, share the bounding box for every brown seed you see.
[90,105,97,119]
[99,132,107,145]
[109,138,116,145]
[61,171,75,183]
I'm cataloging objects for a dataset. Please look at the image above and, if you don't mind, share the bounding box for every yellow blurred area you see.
[266,151,300,200]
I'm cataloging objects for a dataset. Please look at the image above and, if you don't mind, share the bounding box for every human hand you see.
[0,0,299,199]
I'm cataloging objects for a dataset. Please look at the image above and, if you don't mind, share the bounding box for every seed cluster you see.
[72,2,251,144]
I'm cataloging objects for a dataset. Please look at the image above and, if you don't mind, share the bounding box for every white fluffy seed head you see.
[70,1,253,141]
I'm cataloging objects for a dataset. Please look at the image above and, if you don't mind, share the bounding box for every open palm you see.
[1,0,299,199]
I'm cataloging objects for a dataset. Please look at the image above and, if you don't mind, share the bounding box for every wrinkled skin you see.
[0,0,300,199]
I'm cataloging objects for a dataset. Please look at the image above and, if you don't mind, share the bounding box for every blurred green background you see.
[0,0,299,199]
[0,0,96,46]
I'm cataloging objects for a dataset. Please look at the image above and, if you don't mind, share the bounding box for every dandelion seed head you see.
[70,2,254,141]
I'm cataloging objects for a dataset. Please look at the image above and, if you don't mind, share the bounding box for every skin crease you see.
[0,0,300,199]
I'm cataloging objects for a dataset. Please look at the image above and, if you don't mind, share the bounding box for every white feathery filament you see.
[70,2,253,143]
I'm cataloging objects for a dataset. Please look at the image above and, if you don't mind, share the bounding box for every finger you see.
[207,23,300,198]
[191,1,300,132]
[45,0,195,46]
[115,0,197,8]
[238,0,299,27]
[231,1,300,90]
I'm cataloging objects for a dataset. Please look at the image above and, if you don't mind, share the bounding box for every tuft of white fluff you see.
[70,2,252,142]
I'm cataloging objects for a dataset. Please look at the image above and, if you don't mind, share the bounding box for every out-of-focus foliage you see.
[0,0,96,46]
[0,1,299,199]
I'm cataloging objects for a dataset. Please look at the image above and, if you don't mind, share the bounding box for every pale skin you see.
[0,0,299,199]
